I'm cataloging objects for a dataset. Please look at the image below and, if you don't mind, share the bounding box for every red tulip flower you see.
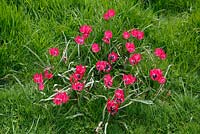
[150,69,163,81]
[69,72,83,84]
[74,35,85,45]
[53,92,69,105]
[96,61,112,72]
[123,74,137,85]
[79,25,92,35]
[129,53,142,65]
[72,82,84,91]
[103,9,116,20]
[38,83,44,91]
[49,48,59,56]
[114,89,125,104]
[137,31,144,40]
[104,30,113,39]
[158,76,166,84]
[44,70,53,79]
[154,48,167,60]
[125,42,135,53]
[107,99,118,115]
[102,37,110,44]
[33,73,43,84]
[91,43,100,53]
[103,74,113,88]
[103,62,112,72]
[123,31,130,39]
[108,52,119,63]
[76,64,86,75]
[131,29,144,40]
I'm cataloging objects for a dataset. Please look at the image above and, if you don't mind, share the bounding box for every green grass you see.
[0,0,200,133]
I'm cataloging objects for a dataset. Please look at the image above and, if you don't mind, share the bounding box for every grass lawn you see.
[0,0,200,133]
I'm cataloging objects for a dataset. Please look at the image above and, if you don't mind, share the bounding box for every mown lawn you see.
[0,0,200,133]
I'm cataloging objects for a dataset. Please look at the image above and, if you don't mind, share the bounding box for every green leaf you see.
[130,99,154,105]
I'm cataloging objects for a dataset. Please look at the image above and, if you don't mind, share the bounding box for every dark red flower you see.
[108,51,119,63]
[114,89,125,104]
[123,31,130,39]
[79,25,92,35]
[102,37,110,44]
[154,48,167,60]
[33,73,43,84]
[76,64,86,75]
[103,74,113,88]
[103,9,116,20]
[104,30,113,39]
[49,48,59,56]
[72,82,84,91]
[53,92,69,105]
[129,53,142,65]
[107,99,118,115]
[91,43,100,53]
[122,74,137,85]
[125,42,135,53]
[150,69,163,81]
[74,35,85,45]
[44,70,53,79]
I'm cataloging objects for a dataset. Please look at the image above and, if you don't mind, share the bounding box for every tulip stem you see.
[102,104,107,121]
[153,84,164,101]
[119,101,133,109]
[104,122,108,134]
[77,44,80,58]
